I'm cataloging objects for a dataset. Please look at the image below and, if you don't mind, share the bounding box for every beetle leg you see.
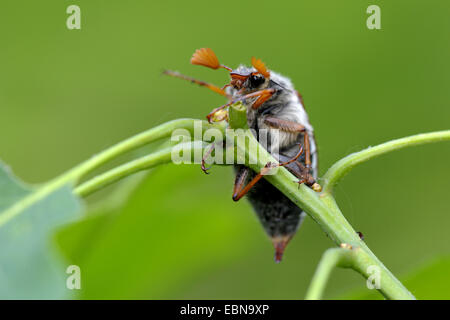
[296,90,305,108]
[232,165,250,201]
[232,146,304,202]
[264,116,307,133]
[264,117,321,192]
[250,88,276,110]
[201,143,216,174]
[206,101,234,123]
[232,163,278,202]
[278,144,304,167]
[206,88,276,122]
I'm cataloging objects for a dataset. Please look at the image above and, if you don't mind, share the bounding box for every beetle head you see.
[190,48,270,91]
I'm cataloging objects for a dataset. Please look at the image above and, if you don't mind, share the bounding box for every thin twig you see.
[321,130,450,195]
[305,247,354,300]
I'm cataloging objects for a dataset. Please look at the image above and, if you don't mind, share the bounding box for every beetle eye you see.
[249,74,265,87]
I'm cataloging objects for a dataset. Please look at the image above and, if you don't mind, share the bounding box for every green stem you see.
[308,130,450,299]
[3,103,447,299]
[0,119,223,227]
[226,107,416,299]
[305,248,354,300]
[74,147,174,197]
[249,147,413,299]
[74,141,210,197]
[321,130,450,195]
[305,246,393,300]
[72,107,447,299]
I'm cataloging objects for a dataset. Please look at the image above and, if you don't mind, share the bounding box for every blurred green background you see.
[1,0,449,299]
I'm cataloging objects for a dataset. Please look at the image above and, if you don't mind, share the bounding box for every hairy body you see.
[227,67,318,259]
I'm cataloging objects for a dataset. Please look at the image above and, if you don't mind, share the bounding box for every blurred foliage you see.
[0,163,82,299]
[58,166,259,299]
[0,0,449,299]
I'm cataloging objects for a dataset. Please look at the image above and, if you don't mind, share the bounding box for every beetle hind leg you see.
[264,117,321,192]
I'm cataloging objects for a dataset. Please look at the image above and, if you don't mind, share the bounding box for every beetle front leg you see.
[201,143,216,174]
[206,88,276,123]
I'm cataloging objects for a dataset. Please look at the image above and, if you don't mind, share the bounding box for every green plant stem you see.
[305,246,387,300]
[321,130,450,195]
[2,103,448,299]
[226,106,415,299]
[75,104,250,197]
[0,119,223,227]
[305,248,354,300]
[74,141,210,197]
[238,136,414,299]
[74,147,174,197]
[228,102,249,129]
[309,130,450,299]
[72,106,447,299]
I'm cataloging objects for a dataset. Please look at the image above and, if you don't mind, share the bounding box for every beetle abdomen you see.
[234,165,305,262]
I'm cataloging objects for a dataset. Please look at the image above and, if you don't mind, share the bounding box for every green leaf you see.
[403,257,450,299]
[0,162,83,299]
[0,163,30,211]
